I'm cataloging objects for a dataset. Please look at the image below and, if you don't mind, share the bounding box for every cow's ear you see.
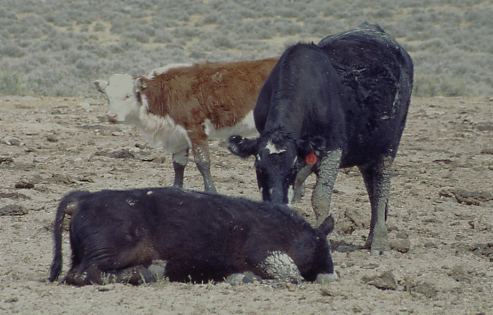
[228,135,258,158]
[135,78,148,91]
[94,80,109,93]
[296,136,326,158]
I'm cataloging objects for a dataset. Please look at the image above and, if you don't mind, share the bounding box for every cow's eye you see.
[124,94,131,100]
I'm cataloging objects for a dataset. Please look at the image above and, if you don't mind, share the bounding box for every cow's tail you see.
[49,190,91,282]
[317,214,335,236]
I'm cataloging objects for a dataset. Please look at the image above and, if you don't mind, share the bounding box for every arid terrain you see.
[0,95,492,314]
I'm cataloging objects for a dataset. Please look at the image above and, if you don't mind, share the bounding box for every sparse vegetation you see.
[0,0,491,97]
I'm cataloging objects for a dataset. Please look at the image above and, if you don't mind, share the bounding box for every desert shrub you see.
[0,71,26,95]
[0,0,492,97]
[139,25,156,37]
[93,22,106,32]
[153,30,173,44]
[211,36,234,49]
[0,43,25,58]
[413,75,467,97]
[272,18,303,36]
[198,14,220,26]
[124,31,150,44]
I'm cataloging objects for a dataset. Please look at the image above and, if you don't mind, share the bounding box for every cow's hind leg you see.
[64,265,156,286]
[358,154,393,256]
[172,149,189,188]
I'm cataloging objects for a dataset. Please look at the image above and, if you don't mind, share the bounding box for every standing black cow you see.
[49,187,337,285]
[228,23,414,256]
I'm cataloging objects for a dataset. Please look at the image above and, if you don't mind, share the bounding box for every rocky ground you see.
[0,95,492,314]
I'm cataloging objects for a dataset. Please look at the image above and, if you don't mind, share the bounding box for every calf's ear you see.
[94,80,109,93]
[228,135,258,158]
[135,78,148,91]
[317,214,335,236]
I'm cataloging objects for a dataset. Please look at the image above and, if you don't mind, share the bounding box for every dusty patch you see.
[0,96,492,314]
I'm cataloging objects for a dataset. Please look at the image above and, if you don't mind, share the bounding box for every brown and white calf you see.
[94,58,278,193]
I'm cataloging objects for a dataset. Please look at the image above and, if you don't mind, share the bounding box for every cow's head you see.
[228,128,325,204]
[94,74,139,124]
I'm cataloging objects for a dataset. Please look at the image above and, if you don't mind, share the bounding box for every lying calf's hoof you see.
[226,272,262,285]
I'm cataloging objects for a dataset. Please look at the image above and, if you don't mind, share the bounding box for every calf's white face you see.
[94,74,138,124]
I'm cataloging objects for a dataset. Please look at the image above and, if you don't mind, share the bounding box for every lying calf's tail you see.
[317,214,335,236]
[49,190,91,282]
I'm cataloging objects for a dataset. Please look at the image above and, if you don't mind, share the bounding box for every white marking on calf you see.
[258,251,302,283]
[134,105,191,154]
[103,73,138,123]
[202,110,257,138]
[146,63,193,79]
[265,140,286,154]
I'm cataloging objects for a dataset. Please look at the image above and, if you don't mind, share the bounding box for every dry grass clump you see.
[0,0,491,97]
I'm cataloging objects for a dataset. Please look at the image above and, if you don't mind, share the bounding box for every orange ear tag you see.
[305,151,318,165]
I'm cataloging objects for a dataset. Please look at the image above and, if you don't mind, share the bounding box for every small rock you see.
[2,137,21,146]
[448,264,471,283]
[15,180,34,189]
[0,205,28,216]
[345,208,366,228]
[390,238,411,253]
[98,284,115,292]
[320,287,334,296]
[362,270,397,290]
[46,135,58,143]
[0,157,14,164]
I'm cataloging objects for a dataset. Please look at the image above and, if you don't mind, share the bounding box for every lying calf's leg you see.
[64,265,156,285]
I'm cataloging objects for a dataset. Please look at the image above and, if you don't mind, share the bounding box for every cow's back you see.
[318,22,414,166]
[141,58,279,132]
[254,44,347,147]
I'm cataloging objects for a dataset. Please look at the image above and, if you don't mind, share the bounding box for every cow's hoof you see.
[316,272,338,284]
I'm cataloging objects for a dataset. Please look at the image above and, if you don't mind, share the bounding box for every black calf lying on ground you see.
[49,187,337,285]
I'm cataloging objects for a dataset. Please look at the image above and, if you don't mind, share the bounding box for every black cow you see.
[228,23,414,256]
[49,187,337,285]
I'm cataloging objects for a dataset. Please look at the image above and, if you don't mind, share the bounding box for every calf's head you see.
[228,129,325,204]
[94,74,139,124]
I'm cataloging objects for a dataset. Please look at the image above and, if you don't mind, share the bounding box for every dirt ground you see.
[0,95,492,314]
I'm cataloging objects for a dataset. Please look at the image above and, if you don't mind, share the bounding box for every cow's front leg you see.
[311,149,342,226]
[358,155,393,256]
[172,149,189,188]
[191,139,217,193]
[291,164,313,203]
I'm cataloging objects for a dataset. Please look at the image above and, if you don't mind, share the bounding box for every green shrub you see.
[0,72,26,95]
